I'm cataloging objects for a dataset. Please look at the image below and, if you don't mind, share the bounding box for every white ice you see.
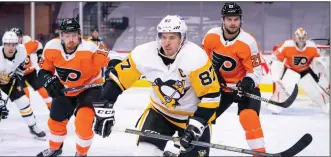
[0,87,329,156]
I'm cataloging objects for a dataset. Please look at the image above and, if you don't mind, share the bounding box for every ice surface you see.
[0,87,329,156]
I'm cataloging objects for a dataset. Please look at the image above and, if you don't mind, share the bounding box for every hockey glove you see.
[180,117,206,151]
[93,100,115,138]
[163,140,182,157]
[236,77,255,93]
[104,59,122,81]
[0,100,9,120]
[43,75,64,97]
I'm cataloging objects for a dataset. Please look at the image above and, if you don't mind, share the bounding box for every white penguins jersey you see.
[0,44,27,85]
[109,41,221,128]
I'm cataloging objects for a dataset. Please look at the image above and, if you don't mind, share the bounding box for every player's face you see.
[223,16,241,34]
[92,31,99,38]
[61,32,80,50]
[18,36,23,44]
[160,32,182,57]
[3,43,17,57]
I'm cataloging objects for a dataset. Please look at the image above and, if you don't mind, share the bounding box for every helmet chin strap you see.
[157,38,185,60]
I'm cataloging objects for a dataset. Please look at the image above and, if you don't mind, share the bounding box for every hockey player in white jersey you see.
[92,15,221,156]
[268,28,330,114]
[0,31,46,139]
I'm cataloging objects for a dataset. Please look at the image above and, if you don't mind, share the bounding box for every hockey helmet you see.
[221,2,242,17]
[10,28,23,37]
[59,18,81,33]
[157,15,187,41]
[2,31,18,44]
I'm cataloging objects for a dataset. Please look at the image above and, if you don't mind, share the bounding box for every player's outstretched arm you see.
[93,52,142,138]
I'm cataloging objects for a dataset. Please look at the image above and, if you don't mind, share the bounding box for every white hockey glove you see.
[163,140,182,157]
[93,100,115,138]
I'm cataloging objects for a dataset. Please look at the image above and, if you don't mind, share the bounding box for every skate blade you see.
[33,136,47,141]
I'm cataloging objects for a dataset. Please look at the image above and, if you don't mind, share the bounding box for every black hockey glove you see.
[93,100,115,138]
[36,49,43,64]
[104,59,122,80]
[180,117,206,151]
[236,77,255,93]
[43,75,64,97]
[0,99,9,120]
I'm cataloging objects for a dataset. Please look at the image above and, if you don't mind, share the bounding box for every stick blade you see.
[282,84,299,108]
[279,133,313,157]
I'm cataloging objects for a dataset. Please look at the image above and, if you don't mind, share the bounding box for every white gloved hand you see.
[163,140,182,157]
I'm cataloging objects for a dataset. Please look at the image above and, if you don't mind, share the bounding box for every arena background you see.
[1,2,329,95]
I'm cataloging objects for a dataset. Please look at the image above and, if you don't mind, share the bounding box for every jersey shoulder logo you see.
[55,66,81,82]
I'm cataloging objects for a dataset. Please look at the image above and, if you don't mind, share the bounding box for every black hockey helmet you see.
[221,2,242,17]
[91,26,99,32]
[59,18,80,33]
[10,28,23,37]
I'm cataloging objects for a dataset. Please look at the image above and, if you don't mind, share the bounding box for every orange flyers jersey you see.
[39,38,111,96]
[202,27,262,86]
[24,40,43,74]
[274,39,320,73]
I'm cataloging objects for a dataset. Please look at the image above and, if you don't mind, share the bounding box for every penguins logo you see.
[152,78,188,108]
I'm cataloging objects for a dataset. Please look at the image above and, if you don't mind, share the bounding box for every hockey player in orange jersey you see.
[36,18,111,157]
[268,28,329,114]
[10,28,52,109]
[202,2,266,155]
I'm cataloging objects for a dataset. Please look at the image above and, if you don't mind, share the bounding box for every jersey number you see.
[120,58,131,70]
[199,66,216,86]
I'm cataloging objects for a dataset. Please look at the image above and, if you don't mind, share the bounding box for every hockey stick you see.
[4,79,16,105]
[62,82,104,92]
[220,84,298,108]
[112,127,312,157]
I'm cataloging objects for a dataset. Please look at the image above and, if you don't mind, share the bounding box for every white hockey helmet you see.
[22,35,32,44]
[157,15,188,42]
[2,31,18,44]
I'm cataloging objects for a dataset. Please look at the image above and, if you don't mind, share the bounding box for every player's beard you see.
[224,26,240,35]
[65,41,79,52]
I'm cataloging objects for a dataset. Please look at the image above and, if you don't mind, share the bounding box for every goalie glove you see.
[93,100,115,138]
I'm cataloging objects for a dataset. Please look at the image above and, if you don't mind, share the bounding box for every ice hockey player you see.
[10,28,52,110]
[36,18,111,157]
[0,31,46,139]
[92,15,221,156]
[201,2,266,155]
[268,27,330,114]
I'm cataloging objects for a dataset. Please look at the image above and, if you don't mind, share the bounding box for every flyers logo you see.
[55,67,81,82]
[293,56,308,66]
[212,51,237,72]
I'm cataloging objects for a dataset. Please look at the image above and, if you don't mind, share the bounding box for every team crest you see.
[152,78,188,108]
[198,149,207,157]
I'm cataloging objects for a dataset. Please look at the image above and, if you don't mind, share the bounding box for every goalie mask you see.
[294,28,307,49]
